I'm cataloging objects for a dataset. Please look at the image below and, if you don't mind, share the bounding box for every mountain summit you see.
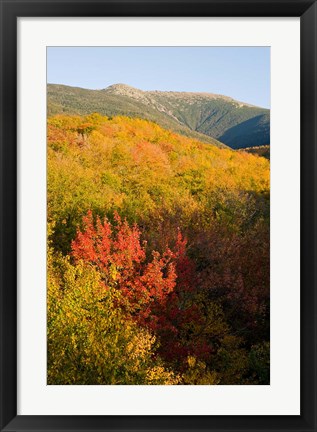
[48,83,270,149]
[104,83,255,107]
[104,83,145,97]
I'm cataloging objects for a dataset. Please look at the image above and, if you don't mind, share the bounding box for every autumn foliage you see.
[71,210,176,323]
[47,114,270,384]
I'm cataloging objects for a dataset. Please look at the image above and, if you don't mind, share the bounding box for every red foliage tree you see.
[71,211,208,367]
[152,230,211,365]
[71,211,176,319]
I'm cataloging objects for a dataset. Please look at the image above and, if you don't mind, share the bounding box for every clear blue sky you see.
[47,47,270,108]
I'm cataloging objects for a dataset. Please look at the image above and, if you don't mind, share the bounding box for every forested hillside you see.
[48,113,270,385]
[47,83,270,149]
[47,84,226,148]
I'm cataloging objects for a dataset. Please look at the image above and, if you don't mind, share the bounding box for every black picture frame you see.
[0,0,316,431]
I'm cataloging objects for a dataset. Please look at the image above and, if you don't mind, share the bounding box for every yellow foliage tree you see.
[47,245,179,385]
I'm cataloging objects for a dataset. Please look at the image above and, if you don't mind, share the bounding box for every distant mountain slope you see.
[242,145,270,160]
[47,84,225,148]
[47,83,270,149]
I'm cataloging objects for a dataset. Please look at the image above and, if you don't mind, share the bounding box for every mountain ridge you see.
[103,83,259,107]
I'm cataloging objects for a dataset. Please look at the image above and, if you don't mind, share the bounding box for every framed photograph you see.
[0,0,316,431]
